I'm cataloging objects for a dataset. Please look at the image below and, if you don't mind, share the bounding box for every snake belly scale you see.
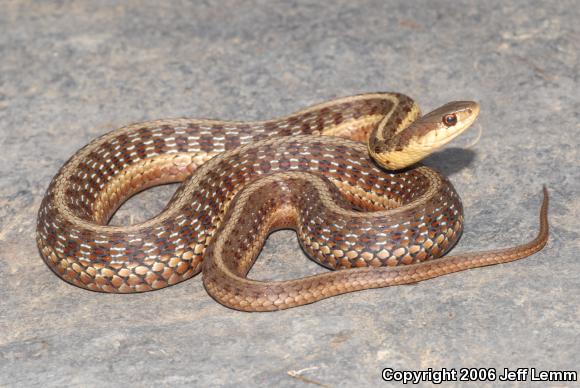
[36,92,549,311]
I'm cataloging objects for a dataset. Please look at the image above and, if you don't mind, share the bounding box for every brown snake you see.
[36,92,549,311]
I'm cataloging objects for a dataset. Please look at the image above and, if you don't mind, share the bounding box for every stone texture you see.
[0,1,578,386]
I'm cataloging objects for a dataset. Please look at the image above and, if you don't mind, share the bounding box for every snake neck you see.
[367,94,422,170]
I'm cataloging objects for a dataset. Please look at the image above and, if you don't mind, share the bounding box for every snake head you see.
[370,101,480,170]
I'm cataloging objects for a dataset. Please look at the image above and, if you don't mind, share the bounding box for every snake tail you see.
[203,180,549,312]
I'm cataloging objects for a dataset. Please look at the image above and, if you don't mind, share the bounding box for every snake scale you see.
[37,93,549,311]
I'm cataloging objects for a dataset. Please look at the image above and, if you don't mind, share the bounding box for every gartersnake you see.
[36,93,548,311]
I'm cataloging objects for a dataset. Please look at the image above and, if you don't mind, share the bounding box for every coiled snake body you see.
[37,93,548,311]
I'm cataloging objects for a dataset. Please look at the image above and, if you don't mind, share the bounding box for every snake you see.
[36,92,549,311]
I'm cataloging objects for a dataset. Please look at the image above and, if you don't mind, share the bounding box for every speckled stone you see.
[0,1,578,386]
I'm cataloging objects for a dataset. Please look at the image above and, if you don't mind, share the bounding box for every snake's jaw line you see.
[369,101,480,170]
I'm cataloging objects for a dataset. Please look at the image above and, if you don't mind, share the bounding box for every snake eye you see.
[443,114,457,127]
